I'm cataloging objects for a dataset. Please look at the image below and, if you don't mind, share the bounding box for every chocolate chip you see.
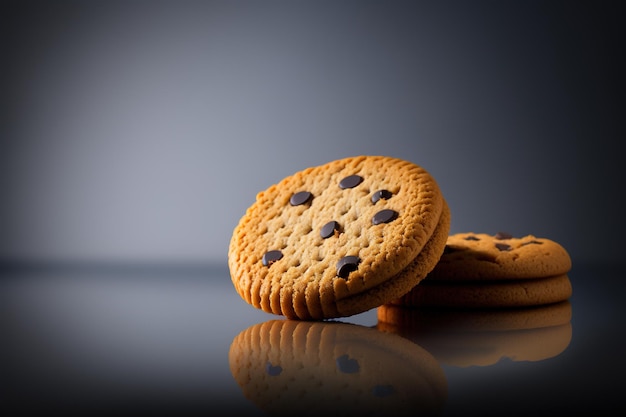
[464,236,480,241]
[339,175,363,189]
[495,232,513,240]
[522,240,543,246]
[265,362,282,376]
[336,256,360,278]
[320,221,341,239]
[262,250,283,266]
[289,191,313,206]
[336,354,360,374]
[372,209,398,225]
[495,243,511,251]
[371,189,392,204]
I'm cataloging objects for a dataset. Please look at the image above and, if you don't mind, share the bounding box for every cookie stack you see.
[389,232,573,309]
[228,155,450,320]
[228,156,573,320]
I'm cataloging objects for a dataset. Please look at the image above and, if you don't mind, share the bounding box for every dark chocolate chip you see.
[336,354,359,374]
[371,189,392,204]
[464,236,480,241]
[339,175,363,189]
[320,220,341,239]
[372,209,398,225]
[265,362,282,376]
[495,232,513,240]
[336,256,360,278]
[495,243,511,251]
[290,191,313,206]
[262,250,283,266]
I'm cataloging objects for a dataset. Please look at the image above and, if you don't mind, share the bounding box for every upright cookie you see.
[229,319,448,415]
[337,200,450,317]
[228,156,447,320]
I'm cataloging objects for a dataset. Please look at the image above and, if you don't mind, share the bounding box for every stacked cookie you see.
[228,156,450,320]
[390,232,573,308]
[376,230,574,366]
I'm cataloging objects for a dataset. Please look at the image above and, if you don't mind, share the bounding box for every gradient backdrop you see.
[2,0,623,266]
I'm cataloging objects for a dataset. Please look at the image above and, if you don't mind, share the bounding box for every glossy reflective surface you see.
[1,262,623,416]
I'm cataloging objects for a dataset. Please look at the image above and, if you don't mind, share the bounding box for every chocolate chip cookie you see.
[427,232,572,280]
[389,232,572,308]
[228,155,449,320]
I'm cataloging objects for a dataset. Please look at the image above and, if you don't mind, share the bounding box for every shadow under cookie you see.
[391,274,573,309]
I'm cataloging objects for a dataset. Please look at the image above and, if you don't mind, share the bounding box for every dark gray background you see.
[2,0,623,266]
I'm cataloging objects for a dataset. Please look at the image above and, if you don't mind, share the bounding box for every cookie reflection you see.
[377,301,572,367]
[229,320,447,416]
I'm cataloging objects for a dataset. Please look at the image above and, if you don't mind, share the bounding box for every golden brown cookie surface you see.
[427,232,572,280]
[389,231,573,309]
[335,200,450,317]
[228,156,446,319]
